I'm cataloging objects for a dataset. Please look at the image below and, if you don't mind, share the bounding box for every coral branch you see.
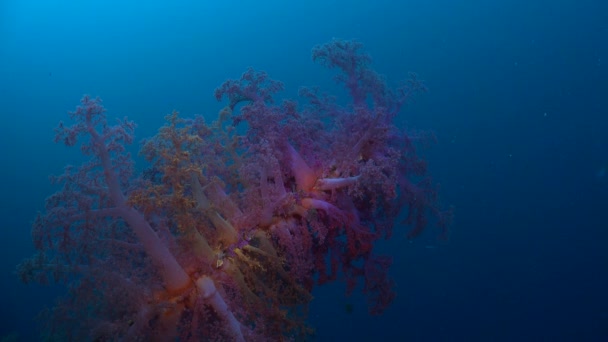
[57,96,191,293]
[196,276,245,342]
[314,175,360,191]
[285,142,316,192]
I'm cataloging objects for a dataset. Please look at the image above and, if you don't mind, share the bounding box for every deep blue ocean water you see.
[1,0,607,341]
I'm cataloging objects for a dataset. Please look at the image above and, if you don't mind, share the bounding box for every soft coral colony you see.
[18,39,451,341]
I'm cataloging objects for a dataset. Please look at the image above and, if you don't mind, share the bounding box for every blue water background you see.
[1,0,607,340]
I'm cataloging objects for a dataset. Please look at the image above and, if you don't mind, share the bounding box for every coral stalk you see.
[314,175,360,191]
[196,276,245,342]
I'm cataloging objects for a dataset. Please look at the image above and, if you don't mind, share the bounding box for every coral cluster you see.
[18,39,450,340]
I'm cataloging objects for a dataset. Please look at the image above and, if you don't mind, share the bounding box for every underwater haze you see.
[1,0,607,341]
